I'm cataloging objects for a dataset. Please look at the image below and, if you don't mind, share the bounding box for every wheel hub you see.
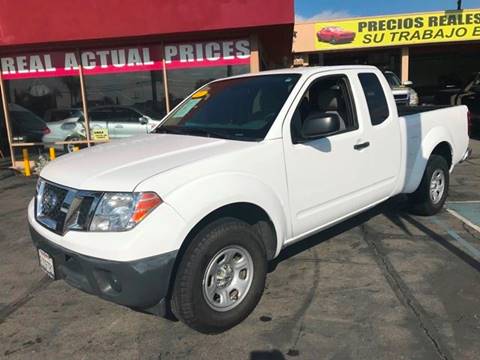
[430,169,445,204]
[215,264,233,288]
[202,245,254,312]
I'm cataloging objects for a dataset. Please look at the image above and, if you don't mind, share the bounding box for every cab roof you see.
[219,65,379,81]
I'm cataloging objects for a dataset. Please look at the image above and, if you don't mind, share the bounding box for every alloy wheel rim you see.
[66,138,80,153]
[202,245,254,312]
[430,169,445,204]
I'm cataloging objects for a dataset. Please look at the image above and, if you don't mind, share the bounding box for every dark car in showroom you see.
[0,104,50,155]
[434,72,480,136]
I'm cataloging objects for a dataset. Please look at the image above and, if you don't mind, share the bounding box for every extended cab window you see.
[358,73,390,125]
[156,74,300,141]
[291,75,357,142]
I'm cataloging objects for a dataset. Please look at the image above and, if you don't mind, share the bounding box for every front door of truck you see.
[283,72,374,237]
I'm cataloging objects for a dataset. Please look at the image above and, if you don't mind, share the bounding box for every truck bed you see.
[397,104,469,194]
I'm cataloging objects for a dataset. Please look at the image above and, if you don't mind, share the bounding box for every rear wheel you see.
[408,154,449,216]
[171,218,267,334]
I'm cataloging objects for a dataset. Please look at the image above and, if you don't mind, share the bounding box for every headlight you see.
[35,178,46,218]
[89,192,162,231]
[409,89,419,106]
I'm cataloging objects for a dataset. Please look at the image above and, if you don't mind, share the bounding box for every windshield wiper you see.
[154,126,184,135]
[178,127,234,140]
[156,126,233,140]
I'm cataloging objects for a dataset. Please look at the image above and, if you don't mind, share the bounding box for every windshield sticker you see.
[191,89,209,99]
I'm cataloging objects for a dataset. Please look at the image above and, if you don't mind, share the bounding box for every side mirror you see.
[301,112,340,139]
[402,80,413,86]
[139,116,149,125]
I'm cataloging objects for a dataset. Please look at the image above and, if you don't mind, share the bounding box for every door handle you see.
[354,141,370,150]
[115,125,123,129]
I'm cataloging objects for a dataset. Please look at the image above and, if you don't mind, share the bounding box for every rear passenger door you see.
[283,72,374,237]
[357,72,402,200]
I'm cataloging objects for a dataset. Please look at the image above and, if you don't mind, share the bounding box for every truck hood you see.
[40,134,254,191]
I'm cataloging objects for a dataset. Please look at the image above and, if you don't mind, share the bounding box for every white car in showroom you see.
[43,105,162,152]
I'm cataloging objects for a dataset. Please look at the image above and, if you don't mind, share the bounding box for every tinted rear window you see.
[358,73,390,126]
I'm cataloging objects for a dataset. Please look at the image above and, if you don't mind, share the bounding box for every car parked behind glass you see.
[43,105,162,153]
[0,104,50,154]
[43,108,83,123]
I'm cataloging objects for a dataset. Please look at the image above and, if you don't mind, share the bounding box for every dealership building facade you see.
[293,9,480,104]
[0,0,294,164]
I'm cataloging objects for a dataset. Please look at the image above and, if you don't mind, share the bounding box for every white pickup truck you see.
[29,66,470,334]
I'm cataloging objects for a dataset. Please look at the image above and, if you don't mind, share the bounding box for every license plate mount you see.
[38,248,55,279]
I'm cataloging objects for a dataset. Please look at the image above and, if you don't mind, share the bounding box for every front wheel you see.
[171,218,267,334]
[408,154,449,216]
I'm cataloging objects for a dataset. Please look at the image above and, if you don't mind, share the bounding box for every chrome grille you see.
[35,180,102,234]
[393,93,409,105]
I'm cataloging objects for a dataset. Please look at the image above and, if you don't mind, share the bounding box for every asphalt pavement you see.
[0,139,479,360]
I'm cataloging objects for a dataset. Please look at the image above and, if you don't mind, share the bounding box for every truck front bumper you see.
[30,225,177,315]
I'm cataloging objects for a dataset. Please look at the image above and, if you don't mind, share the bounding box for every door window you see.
[358,73,390,125]
[112,107,141,123]
[291,75,357,143]
[89,107,112,122]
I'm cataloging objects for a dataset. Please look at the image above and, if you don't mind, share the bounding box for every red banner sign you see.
[0,39,250,80]
[164,39,250,69]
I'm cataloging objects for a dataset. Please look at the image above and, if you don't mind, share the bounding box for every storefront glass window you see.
[83,71,166,140]
[167,65,249,108]
[2,76,83,156]
[163,39,251,108]
[410,45,480,104]
[0,40,252,162]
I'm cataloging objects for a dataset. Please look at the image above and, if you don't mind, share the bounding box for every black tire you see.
[408,154,449,216]
[171,218,267,334]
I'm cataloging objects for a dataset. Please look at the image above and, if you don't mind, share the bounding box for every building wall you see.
[293,22,316,54]
[0,0,293,48]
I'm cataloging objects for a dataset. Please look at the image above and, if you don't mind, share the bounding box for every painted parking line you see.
[430,216,480,262]
[446,201,480,233]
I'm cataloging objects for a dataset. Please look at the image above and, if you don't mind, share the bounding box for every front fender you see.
[162,172,290,257]
[404,126,454,193]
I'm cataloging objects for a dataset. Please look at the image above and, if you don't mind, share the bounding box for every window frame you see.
[290,74,359,144]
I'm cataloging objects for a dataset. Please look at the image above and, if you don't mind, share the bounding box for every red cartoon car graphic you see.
[317,26,356,44]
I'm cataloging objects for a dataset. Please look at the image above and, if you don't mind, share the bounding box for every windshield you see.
[155,74,301,141]
[384,72,401,88]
